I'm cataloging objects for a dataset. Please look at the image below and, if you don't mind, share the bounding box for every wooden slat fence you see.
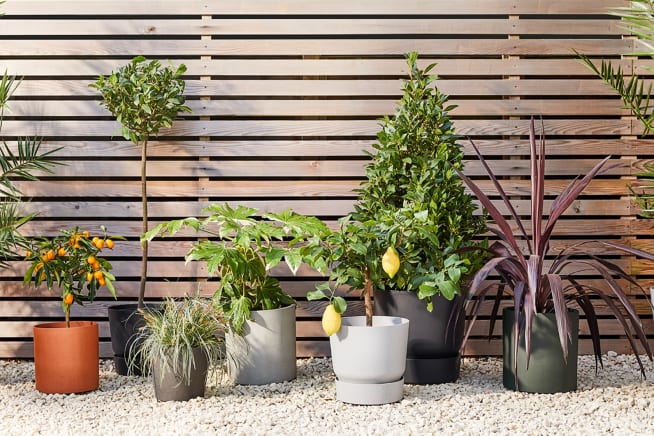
[1,0,653,358]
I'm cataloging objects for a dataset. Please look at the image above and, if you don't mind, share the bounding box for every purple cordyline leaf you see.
[512,281,526,381]
[523,289,535,371]
[541,157,616,255]
[461,282,501,352]
[526,255,541,313]
[581,280,651,377]
[547,273,570,362]
[530,118,545,260]
[488,281,506,342]
[573,258,642,323]
[568,280,603,372]
[458,143,529,259]
[469,256,510,295]
[599,240,654,264]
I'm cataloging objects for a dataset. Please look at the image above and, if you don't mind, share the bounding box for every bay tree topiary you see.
[311,52,486,325]
[90,56,191,308]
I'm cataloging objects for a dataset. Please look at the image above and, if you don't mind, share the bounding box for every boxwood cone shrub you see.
[310,52,486,325]
[90,57,191,308]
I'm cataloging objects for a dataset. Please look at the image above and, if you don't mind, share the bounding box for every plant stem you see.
[65,306,70,328]
[138,139,148,310]
[364,268,373,327]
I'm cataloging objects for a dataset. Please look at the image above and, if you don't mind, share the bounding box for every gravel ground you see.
[0,353,652,435]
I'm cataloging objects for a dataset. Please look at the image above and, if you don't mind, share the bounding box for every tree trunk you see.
[364,268,373,327]
[138,139,148,309]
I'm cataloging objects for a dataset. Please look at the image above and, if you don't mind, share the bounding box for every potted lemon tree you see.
[309,52,486,398]
[24,227,120,394]
[143,203,331,385]
[90,56,191,375]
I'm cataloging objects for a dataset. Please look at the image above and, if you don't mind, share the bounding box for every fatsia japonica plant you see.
[457,117,654,377]
[309,52,486,327]
[90,56,191,309]
[142,203,332,335]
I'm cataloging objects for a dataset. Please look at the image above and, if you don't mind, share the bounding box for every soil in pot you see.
[503,307,579,393]
[33,321,99,394]
[374,291,464,384]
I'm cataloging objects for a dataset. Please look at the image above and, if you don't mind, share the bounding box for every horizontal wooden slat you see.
[0,119,633,138]
[0,39,632,57]
[0,19,623,37]
[0,59,634,77]
[6,99,627,118]
[1,0,624,17]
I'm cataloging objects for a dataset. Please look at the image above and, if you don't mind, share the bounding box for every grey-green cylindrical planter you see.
[153,348,208,402]
[226,304,297,385]
[330,316,410,405]
[503,307,579,393]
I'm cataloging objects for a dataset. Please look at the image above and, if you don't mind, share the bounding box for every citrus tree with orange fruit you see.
[24,227,122,327]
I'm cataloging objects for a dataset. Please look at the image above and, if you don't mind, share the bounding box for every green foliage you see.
[90,56,191,144]
[143,203,332,334]
[314,52,486,312]
[578,1,654,135]
[0,67,60,265]
[578,2,654,220]
[90,56,191,307]
[130,296,228,384]
[23,227,122,326]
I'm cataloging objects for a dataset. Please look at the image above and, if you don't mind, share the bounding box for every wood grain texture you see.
[0,0,651,359]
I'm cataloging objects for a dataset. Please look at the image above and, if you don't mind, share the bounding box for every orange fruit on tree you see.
[63,293,74,305]
[93,271,104,281]
[87,255,96,265]
[105,239,114,249]
[94,239,105,250]
[86,272,94,282]
[82,231,90,238]
[98,277,106,287]
[25,250,32,258]
[92,261,101,271]
[57,247,66,257]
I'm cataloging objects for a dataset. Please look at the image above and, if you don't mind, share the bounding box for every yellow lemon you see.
[322,304,341,337]
[382,246,400,278]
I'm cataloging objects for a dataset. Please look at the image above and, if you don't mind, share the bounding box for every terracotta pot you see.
[33,321,99,394]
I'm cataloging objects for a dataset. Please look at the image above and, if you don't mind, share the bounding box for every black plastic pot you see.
[108,303,159,376]
[374,290,464,384]
[502,307,579,393]
[153,348,208,402]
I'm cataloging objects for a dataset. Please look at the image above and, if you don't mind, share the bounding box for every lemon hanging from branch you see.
[322,304,341,336]
[382,246,400,278]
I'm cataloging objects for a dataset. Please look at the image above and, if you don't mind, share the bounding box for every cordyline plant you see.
[90,56,191,309]
[456,117,654,377]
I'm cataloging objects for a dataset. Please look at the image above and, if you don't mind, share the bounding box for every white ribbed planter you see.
[330,316,409,405]
[226,304,296,385]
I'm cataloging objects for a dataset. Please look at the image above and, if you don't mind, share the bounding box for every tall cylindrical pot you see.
[108,303,159,376]
[330,315,409,405]
[226,304,296,385]
[33,321,99,394]
[503,307,579,393]
[153,347,208,402]
[374,290,464,384]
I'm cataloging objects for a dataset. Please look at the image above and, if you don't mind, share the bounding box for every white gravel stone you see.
[0,354,652,435]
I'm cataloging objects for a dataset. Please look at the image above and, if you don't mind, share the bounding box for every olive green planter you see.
[503,307,579,393]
